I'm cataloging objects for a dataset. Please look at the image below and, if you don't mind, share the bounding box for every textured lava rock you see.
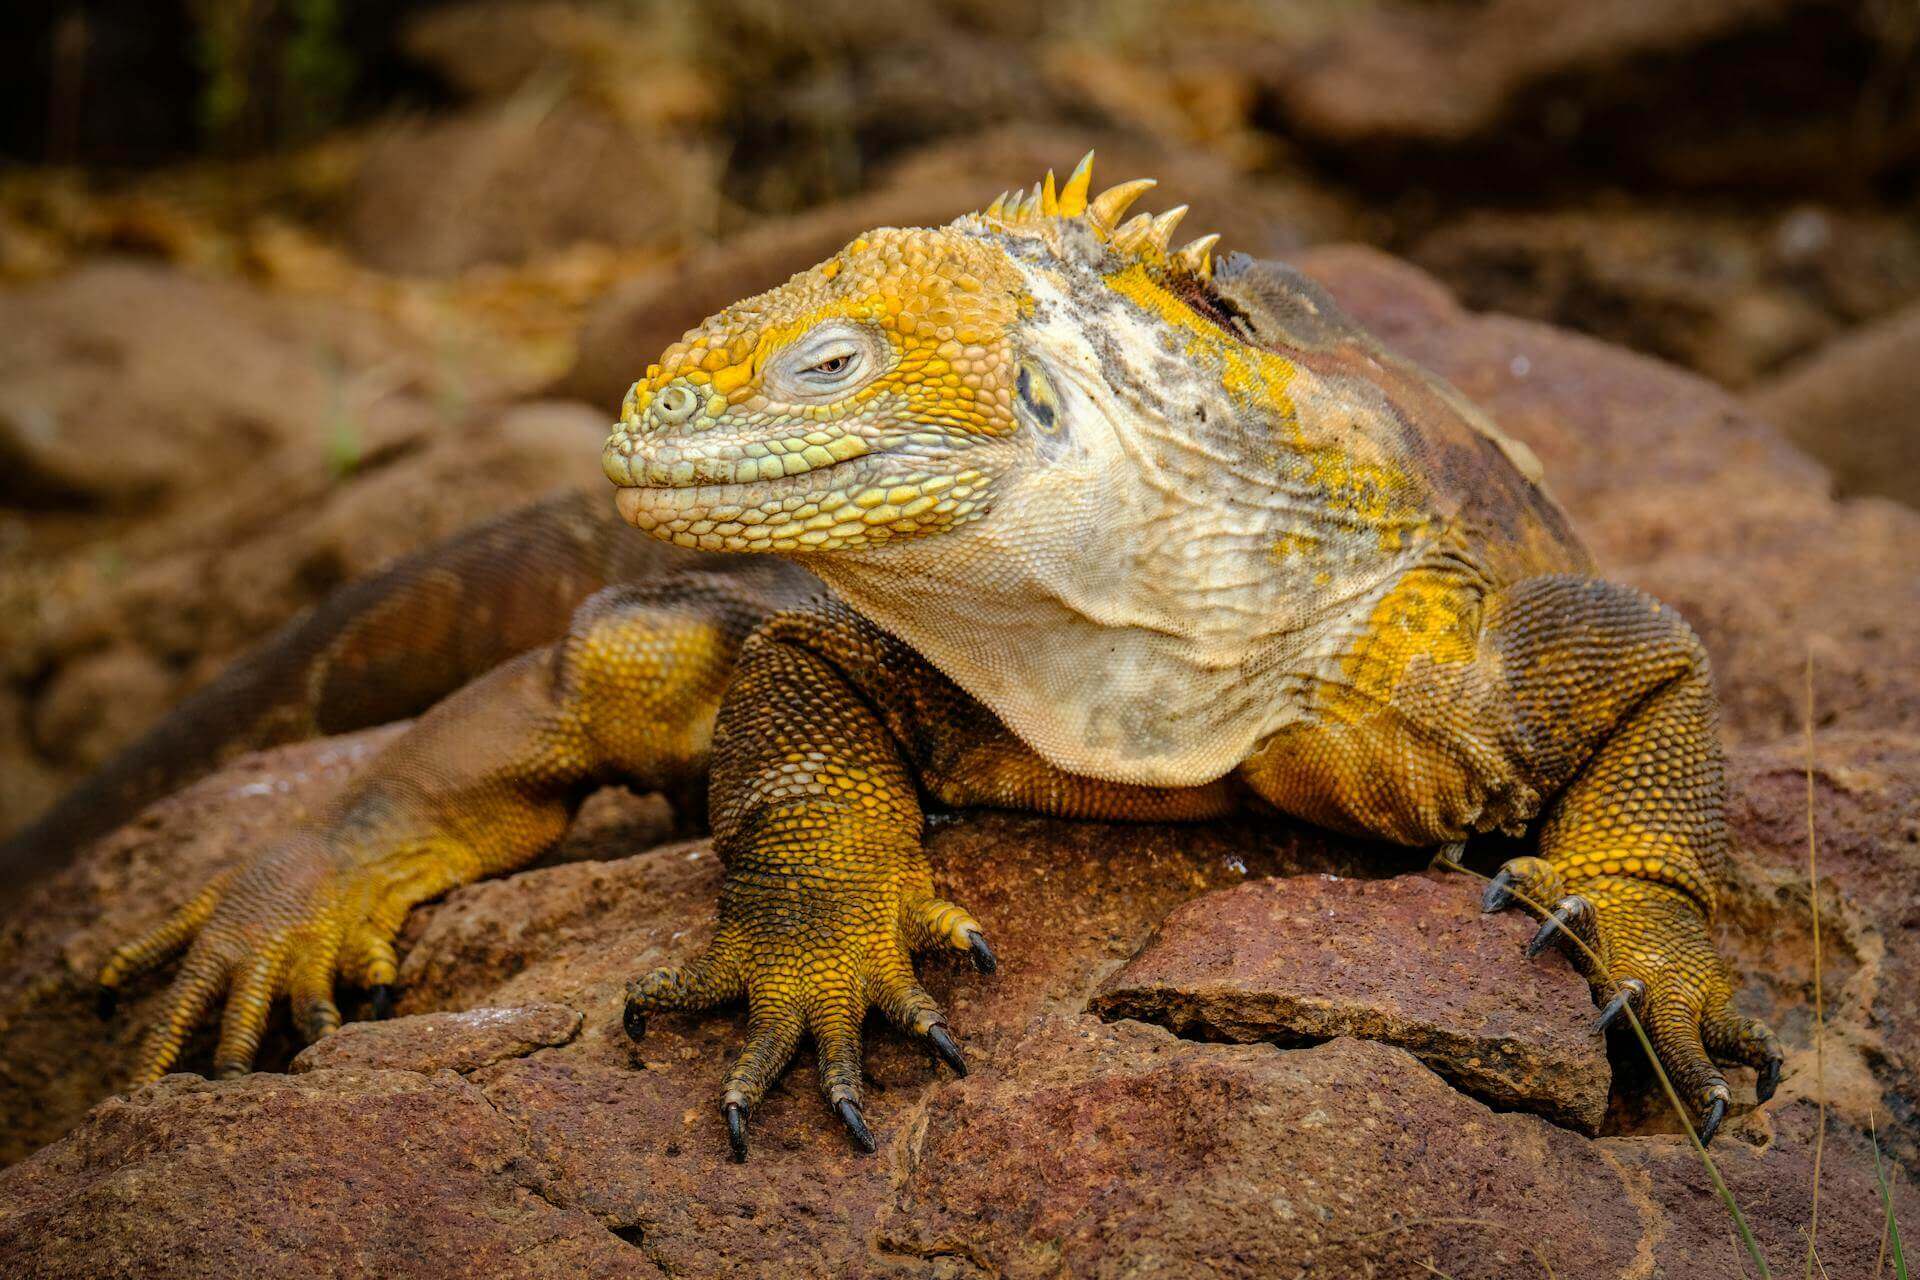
[1092,872,1611,1132]
[888,1017,1912,1280]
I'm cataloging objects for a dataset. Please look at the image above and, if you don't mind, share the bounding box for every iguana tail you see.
[0,489,696,898]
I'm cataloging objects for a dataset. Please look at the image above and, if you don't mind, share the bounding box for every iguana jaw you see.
[605,420,1007,554]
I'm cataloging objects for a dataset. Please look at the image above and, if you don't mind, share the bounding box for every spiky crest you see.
[964,151,1221,282]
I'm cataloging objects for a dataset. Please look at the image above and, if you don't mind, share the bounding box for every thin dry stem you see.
[1804,651,1827,1280]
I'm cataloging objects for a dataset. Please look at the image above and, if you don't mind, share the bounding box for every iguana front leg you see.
[99,566,810,1082]
[1244,571,1782,1142]
[625,601,1235,1160]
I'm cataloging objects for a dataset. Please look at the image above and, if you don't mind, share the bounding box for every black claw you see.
[1525,897,1588,959]
[724,1101,749,1163]
[96,986,119,1020]
[1756,1056,1782,1103]
[835,1098,877,1154]
[966,930,997,976]
[369,985,394,1020]
[1482,868,1517,913]
[1700,1095,1728,1146]
[1593,979,1644,1033]
[623,1000,648,1043]
[926,1023,968,1076]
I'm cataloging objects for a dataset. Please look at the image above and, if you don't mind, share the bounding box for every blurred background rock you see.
[0,0,1915,836]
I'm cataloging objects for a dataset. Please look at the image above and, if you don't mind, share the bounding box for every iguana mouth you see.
[602,425,876,489]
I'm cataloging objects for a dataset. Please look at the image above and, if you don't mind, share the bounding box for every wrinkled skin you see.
[99,156,1779,1160]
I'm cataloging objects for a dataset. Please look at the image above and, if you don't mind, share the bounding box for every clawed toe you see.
[724,1099,750,1163]
[965,928,998,975]
[1481,867,1519,913]
[926,1022,968,1075]
[1525,894,1594,958]
[835,1097,877,1154]
[1700,1085,1731,1146]
[1593,978,1645,1032]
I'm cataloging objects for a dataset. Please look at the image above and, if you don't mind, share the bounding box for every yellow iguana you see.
[86,155,1779,1160]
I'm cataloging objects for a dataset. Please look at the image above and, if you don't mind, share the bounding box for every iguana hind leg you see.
[100,564,812,1083]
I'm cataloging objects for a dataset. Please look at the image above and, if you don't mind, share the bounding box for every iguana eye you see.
[764,321,888,403]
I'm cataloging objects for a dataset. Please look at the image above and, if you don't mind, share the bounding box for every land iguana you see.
[82,155,1781,1160]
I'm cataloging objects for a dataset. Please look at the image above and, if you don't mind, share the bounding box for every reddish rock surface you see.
[2,249,1917,1275]
[1749,298,1920,507]
[1092,872,1611,1132]
[890,1019,1910,1280]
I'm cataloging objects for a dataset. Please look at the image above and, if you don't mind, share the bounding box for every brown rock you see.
[1749,297,1920,506]
[0,1069,659,1279]
[888,1017,1914,1280]
[28,648,174,774]
[289,1003,583,1076]
[1410,205,1920,389]
[1268,0,1788,147]
[1258,0,1917,192]
[1092,872,1610,1132]
[343,102,717,276]
[1722,731,1920,1161]
[3,393,613,839]
[0,260,433,507]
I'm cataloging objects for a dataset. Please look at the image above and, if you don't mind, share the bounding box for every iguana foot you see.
[1484,855,1783,1143]
[99,833,464,1083]
[623,871,990,1162]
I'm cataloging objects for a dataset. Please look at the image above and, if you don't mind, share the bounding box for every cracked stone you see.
[1091,870,1611,1132]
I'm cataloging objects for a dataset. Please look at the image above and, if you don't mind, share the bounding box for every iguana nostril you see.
[655,384,699,424]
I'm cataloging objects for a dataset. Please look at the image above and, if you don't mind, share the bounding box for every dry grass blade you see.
[1804,651,1827,1279]
[1871,1114,1908,1280]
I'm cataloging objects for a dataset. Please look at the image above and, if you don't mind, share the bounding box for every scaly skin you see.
[97,154,1780,1159]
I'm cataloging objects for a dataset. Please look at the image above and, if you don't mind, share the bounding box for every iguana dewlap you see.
[99,155,1780,1162]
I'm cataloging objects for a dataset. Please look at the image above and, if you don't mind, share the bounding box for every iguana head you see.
[602,152,1227,555]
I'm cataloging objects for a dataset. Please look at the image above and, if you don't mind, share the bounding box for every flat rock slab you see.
[290,1003,583,1076]
[1091,871,1611,1132]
